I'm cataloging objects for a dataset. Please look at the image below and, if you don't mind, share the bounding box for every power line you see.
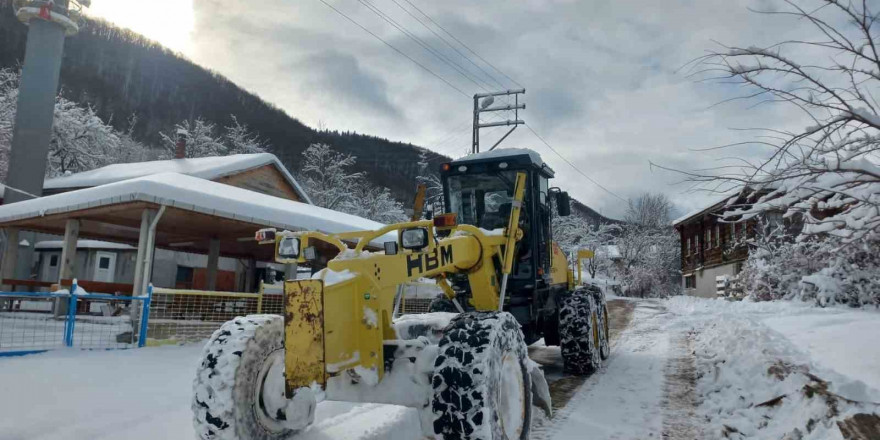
[401,0,523,89]
[356,0,494,92]
[315,0,470,97]
[524,123,628,203]
[387,0,506,90]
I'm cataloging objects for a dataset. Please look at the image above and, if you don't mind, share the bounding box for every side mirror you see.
[400,228,429,250]
[557,191,572,217]
[277,236,300,260]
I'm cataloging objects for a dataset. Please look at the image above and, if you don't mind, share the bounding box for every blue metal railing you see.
[0,281,153,355]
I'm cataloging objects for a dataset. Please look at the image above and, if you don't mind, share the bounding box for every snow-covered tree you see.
[298,143,407,223]
[160,118,225,159]
[616,193,680,297]
[0,68,17,182]
[691,1,880,244]
[552,212,619,279]
[224,115,267,155]
[738,217,880,306]
[298,143,363,211]
[48,98,121,176]
[1,68,153,180]
[416,149,444,211]
[346,185,407,224]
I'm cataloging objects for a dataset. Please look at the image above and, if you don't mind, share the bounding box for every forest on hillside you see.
[0,0,448,202]
[0,0,614,224]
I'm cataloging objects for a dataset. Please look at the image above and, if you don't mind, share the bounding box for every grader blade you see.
[284,279,326,394]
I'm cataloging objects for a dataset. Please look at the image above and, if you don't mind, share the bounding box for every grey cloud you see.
[182,0,831,218]
[289,51,401,120]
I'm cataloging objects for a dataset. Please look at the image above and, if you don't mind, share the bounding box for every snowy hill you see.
[0,0,445,203]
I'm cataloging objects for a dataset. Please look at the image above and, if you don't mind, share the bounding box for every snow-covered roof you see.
[451,148,544,167]
[43,153,313,204]
[672,193,737,227]
[0,172,392,246]
[35,240,136,250]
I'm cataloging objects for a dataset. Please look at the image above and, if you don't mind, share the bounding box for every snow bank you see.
[0,346,423,440]
[668,296,880,439]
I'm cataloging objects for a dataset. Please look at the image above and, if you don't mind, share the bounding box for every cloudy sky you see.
[85,0,819,219]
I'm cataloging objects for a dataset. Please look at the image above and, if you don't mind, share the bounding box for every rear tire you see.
[432,311,532,440]
[559,289,602,375]
[192,315,308,440]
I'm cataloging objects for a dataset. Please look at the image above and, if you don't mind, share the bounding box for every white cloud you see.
[90,0,831,218]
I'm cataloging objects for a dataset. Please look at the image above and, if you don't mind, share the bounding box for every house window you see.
[175,266,195,290]
[49,254,59,268]
[730,223,736,242]
[684,275,696,289]
[686,238,691,255]
[695,235,700,253]
[706,229,712,249]
[715,225,721,247]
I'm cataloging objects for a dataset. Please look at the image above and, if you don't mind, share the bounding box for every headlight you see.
[277,237,300,259]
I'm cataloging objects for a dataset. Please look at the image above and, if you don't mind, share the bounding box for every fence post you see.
[137,284,153,348]
[64,280,78,347]
[256,280,264,314]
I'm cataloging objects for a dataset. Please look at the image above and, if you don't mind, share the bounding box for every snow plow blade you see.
[284,279,326,394]
[529,360,553,418]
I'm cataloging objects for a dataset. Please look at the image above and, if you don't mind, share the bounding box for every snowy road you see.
[2,297,878,439]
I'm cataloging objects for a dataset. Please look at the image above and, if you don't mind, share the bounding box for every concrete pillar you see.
[55,219,78,316]
[1,228,19,291]
[4,19,67,204]
[245,257,256,293]
[58,219,79,283]
[206,238,220,291]
[132,209,157,297]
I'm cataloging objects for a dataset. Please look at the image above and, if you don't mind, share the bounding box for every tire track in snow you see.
[533,300,669,440]
[660,330,704,439]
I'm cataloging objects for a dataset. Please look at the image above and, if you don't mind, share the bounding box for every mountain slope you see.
[0,0,446,202]
[0,1,617,224]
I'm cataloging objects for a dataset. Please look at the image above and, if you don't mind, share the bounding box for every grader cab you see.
[192,149,610,440]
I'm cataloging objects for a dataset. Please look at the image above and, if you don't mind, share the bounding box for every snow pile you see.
[668,297,880,439]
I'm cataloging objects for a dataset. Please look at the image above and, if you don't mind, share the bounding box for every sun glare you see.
[84,0,194,55]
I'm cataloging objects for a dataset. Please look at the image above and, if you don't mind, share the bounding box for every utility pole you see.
[472,89,525,154]
[1,1,85,291]
[5,1,86,204]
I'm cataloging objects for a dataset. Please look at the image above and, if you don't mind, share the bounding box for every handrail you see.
[151,287,260,298]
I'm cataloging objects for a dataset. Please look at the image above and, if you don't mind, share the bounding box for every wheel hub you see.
[254,349,291,433]
[498,353,525,439]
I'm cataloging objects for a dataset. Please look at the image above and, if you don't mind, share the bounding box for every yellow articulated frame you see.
[278,172,529,395]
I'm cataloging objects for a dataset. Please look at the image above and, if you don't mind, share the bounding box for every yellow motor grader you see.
[192,149,610,440]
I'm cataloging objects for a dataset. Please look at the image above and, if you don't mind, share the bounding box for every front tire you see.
[432,311,532,440]
[559,289,602,375]
[192,315,310,440]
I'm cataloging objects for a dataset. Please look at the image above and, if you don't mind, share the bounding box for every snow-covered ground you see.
[1,297,878,440]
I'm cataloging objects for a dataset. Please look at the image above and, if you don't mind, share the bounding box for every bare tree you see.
[688,0,880,243]
[624,193,673,229]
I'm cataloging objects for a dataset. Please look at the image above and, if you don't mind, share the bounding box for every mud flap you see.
[528,358,553,418]
[284,279,326,396]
